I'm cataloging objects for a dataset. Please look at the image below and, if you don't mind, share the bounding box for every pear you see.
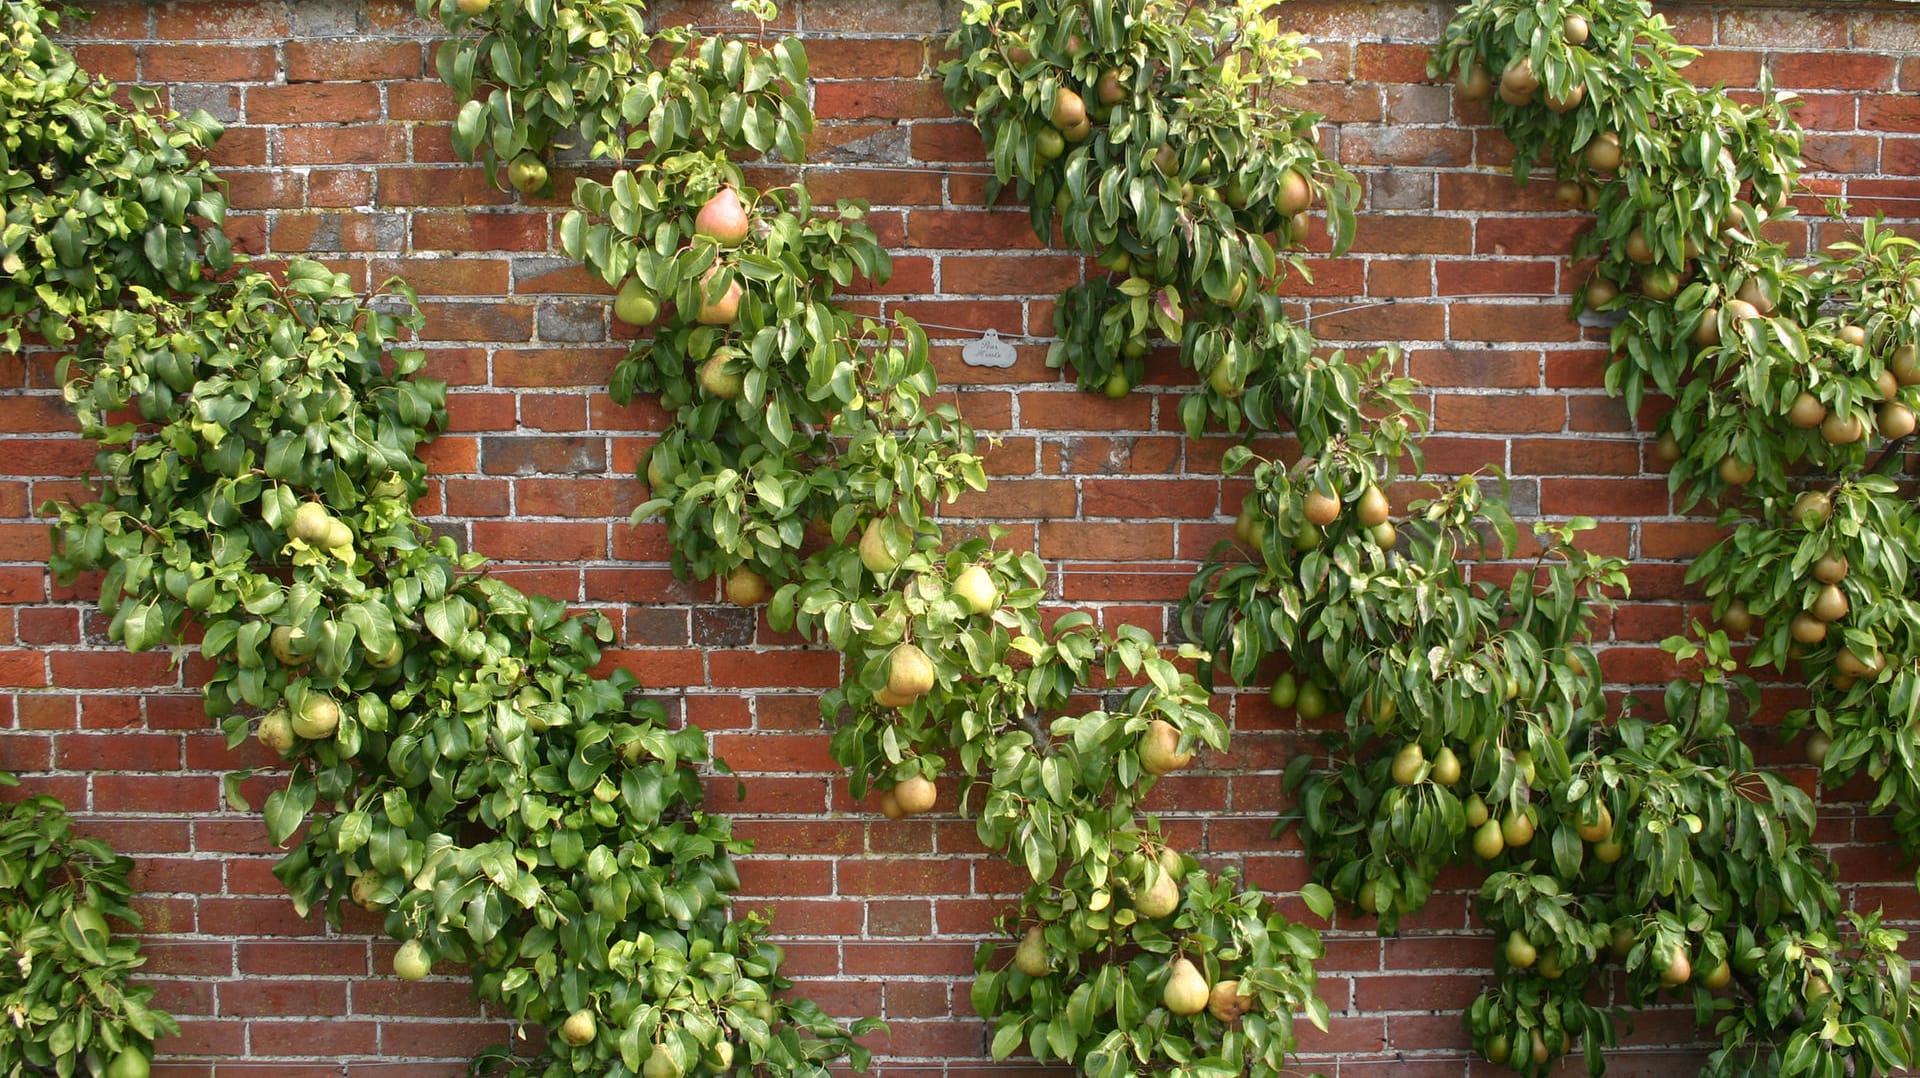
[1584,131,1623,172]
[1659,945,1692,986]
[614,278,661,326]
[1893,343,1920,385]
[270,625,308,666]
[256,708,295,754]
[456,0,490,14]
[1790,611,1829,645]
[1575,804,1613,842]
[1821,410,1866,445]
[951,565,1000,615]
[1464,793,1490,828]
[350,873,383,911]
[1268,672,1298,709]
[1721,599,1753,635]
[1389,743,1425,786]
[1793,491,1833,527]
[886,643,935,699]
[1157,846,1183,879]
[1500,807,1535,848]
[1138,718,1193,775]
[507,153,547,195]
[1811,583,1849,623]
[1163,957,1209,1015]
[1049,87,1087,129]
[1275,170,1312,217]
[1880,402,1917,439]
[873,685,914,709]
[694,186,751,247]
[1207,978,1252,1022]
[695,269,743,325]
[1788,392,1827,428]
[703,1042,735,1072]
[1504,930,1537,969]
[323,519,353,550]
[1356,485,1390,527]
[1471,819,1505,860]
[1454,65,1492,101]
[290,695,341,739]
[1302,489,1340,526]
[1806,731,1832,766]
[560,1008,597,1046]
[1134,869,1180,919]
[106,1051,150,1078]
[393,939,432,981]
[1429,746,1462,786]
[1014,925,1051,977]
[1643,428,1674,463]
[724,565,768,606]
[642,1044,683,1078]
[859,517,903,574]
[367,632,405,668]
[290,502,333,545]
[1812,550,1849,584]
[893,774,937,815]
[877,789,905,820]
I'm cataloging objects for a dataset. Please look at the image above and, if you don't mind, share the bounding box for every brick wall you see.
[7,0,1920,1071]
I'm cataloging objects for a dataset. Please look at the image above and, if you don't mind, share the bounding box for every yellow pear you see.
[560,1008,597,1046]
[1504,930,1537,969]
[290,695,341,739]
[1162,957,1209,1015]
[1660,945,1692,986]
[1575,804,1613,843]
[893,774,937,815]
[269,625,308,666]
[1471,819,1505,860]
[1501,808,1535,848]
[886,644,935,699]
[1356,485,1390,526]
[1302,489,1340,526]
[873,685,914,709]
[1139,719,1193,775]
[1430,746,1462,786]
[724,565,768,606]
[1014,925,1051,977]
[256,708,295,754]
[393,939,432,981]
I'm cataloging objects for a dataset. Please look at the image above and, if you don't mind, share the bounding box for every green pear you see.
[289,502,332,544]
[1013,925,1051,977]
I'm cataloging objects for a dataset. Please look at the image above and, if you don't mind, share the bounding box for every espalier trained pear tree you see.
[9,0,877,1072]
[422,0,1330,1072]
